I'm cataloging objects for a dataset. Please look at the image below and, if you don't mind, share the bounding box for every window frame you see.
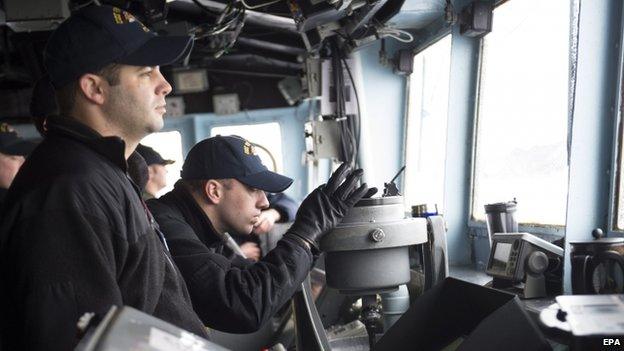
[467,0,573,238]
[607,4,624,237]
[402,33,453,213]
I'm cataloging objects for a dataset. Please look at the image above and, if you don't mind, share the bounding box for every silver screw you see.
[369,228,385,242]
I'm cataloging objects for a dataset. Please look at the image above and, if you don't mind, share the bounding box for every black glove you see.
[286,163,375,250]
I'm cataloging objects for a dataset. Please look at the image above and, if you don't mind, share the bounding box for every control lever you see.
[383,165,405,197]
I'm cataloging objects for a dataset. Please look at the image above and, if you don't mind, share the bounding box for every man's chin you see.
[146,117,164,133]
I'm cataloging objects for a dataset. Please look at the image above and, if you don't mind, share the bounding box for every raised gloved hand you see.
[286,163,375,250]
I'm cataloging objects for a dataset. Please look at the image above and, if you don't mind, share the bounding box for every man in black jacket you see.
[148,135,372,333]
[0,5,204,350]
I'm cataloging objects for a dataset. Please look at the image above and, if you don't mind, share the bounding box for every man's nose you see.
[154,67,172,96]
[15,155,25,167]
[258,191,269,209]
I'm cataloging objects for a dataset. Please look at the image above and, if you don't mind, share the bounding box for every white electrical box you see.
[278,76,303,106]
[305,120,342,160]
[304,57,322,98]
[213,93,240,115]
[320,59,358,117]
[173,69,209,94]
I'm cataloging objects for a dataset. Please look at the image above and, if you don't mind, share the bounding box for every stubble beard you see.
[103,86,163,142]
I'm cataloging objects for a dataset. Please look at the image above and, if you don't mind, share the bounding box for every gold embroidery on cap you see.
[112,7,123,24]
[112,7,150,32]
[0,123,13,133]
[243,141,256,155]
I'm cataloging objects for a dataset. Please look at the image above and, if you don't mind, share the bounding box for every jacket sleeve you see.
[267,192,299,222]
[149,201,313,333]
[1,204,123,351]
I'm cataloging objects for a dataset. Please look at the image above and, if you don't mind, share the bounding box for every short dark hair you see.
[55,63,122,115]
[180,178,234,202]
[181,179,209,197]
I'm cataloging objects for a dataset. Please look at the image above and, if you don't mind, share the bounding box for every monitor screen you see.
[489,242,512,274]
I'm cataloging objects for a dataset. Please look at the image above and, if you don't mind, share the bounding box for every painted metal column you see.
[442,26,481,265]
[563,0,622,293]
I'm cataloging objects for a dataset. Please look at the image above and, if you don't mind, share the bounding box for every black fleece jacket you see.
[147,182,314,333]
[0,117,206,351]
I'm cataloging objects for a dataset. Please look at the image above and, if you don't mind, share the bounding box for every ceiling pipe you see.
[202,53,303,70]
[173,0,298,33]
[236,37,306,57]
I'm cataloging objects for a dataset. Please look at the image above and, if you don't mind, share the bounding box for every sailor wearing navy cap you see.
[136,144,175,199]
[147,135,375,333]
[0,4,203,350]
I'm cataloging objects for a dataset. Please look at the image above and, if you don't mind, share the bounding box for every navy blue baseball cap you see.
[136,144,175,166]
[181,135,293,193]
[44,4,193,88]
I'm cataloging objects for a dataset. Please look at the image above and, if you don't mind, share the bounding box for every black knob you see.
[592,228,604,239]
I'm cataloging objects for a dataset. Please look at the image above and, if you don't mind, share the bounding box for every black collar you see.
[163,181,222,248]
[46,116,129,172]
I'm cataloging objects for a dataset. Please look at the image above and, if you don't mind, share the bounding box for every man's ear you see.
[77,73,107,105]
[204,179,222,204]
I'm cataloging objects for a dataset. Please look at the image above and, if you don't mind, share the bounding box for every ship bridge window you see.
[472,0,570,226]
[211,122,284,173]
[140,131,184,197]
[404,35,452,212]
